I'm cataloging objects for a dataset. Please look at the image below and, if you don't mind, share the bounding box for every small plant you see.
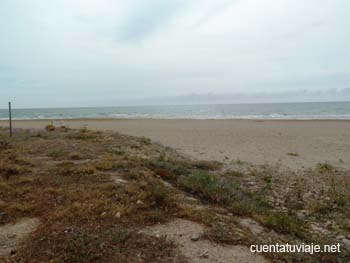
[0,163,19,180]
[53,162,95,177]
[79,125,88,133]
[140,137,151,145]
[48,149,67,159]
[68,152,83,160]
[59,125,69,132]
[317,162,334,172]
[180,171,235,205]
[0,140,10,150]
[192,160,222,171]
[45,124,55,132]
[262,212,307,239]
[111,148,125,155]
[148,160,190,180]
[66,128,97,140]
[143,179,170,207]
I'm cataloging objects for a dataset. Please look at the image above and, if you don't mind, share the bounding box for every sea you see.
[1,101,350,120]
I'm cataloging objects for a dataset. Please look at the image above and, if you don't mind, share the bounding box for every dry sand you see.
[0,218,40,256]
[143,218,268,263]
[1,119,350,170]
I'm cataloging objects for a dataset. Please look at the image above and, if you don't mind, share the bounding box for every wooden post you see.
[8,102,12,137]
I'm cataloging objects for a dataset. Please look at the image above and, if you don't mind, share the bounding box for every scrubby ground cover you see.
[0,126,349,262]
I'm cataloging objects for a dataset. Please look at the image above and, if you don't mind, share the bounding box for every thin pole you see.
[8,102,12,137]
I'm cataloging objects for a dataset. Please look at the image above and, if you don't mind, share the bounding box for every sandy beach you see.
[1,119,349,170]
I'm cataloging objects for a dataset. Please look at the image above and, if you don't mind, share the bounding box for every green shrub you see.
[262,212,307,239]
[180,171,235,205]
[45,124,55,132]
[48,149,67,159]
[317,162,334,172]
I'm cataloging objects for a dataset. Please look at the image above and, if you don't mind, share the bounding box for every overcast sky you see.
[0,0,349,108]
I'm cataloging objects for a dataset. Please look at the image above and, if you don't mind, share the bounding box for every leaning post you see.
[8,102,12,137]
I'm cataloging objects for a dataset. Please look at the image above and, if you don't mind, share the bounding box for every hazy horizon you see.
[1,0,349,108]
[1,95,350,111]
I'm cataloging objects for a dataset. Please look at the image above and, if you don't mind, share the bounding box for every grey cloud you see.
[116,0,187,42]
[0,0,349,108]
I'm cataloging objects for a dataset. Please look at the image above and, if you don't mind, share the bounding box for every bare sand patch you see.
[0,218,40,257]
[5,119,350,170]
[143,218,268,263]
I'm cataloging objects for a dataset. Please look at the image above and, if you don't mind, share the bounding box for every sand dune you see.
[1,119,350,170]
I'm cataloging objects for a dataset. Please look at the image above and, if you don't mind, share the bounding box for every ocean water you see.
[1,102,350,120]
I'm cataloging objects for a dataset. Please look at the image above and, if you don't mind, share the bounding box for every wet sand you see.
[1,119,350,170]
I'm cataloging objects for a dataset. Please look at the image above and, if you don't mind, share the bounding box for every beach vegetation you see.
[47,148,68,159]
[68,151,83,160]
[317,162,334,172]
[191,160,223,170]
[0,127,349,263]
[45,124,55,132]
[261,212,308,239]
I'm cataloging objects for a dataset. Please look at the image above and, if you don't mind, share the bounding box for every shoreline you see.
[1,117,350,121]
[1,118,350,170]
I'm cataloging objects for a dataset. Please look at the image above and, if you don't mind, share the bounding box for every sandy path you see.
[1,119,350,170]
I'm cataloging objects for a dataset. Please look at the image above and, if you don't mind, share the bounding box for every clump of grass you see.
[328,176,350,209]
[0,163,19,180]
[59,125,69,132]
[116,177,172,212]
[192,160,222,171]
[15,225,183,263]
[262,212,308,239]
[66,129,97,140]
[0,140,10,151]
[111,148,125,155]
[310,200,334,215]
[317,162,334,172]
[179,170,271,217]
[140,137,151,145]
[45,124,55,132]
[69,152,83,160]
[94,157,130,172]
[148,160,190,180]
[47,149,68,159]
[80,125,88,133]
[139,179,171,207]
[230,197,270,217]
[179,171,235,205]
[53,162,95,177]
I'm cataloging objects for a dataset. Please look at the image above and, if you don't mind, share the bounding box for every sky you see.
[0,0,349,108]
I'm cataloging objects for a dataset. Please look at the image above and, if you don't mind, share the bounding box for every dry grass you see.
[0,127,349,262]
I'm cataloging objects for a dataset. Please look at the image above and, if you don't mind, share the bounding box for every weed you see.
[47,149,67,159]
[148,160,189,180]
[0,140,10,150]
[317,162,334,172]
[69,152,83,160]
[262,212,308,239]
[192,160,222,171]
[45,124,55,132]
[180,171,235,205]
